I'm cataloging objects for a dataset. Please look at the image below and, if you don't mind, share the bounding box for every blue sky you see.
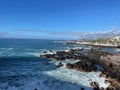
[0,0,120,39]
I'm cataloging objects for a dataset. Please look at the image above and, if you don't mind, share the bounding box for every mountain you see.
[80,29,120,40]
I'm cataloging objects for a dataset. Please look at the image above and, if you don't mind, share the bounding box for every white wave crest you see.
[0,48,14,50]
[43,61,109,89]
[26,52,41,57]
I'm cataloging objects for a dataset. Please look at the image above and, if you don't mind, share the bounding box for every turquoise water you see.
[0,38,118,90]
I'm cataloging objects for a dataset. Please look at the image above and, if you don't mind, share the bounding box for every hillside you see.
[81,36,120,47]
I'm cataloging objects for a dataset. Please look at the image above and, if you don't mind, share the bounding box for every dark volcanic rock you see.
[72,60,97,72]
[66,63,74,69]
[81,88,84,90]
[90,82,100,90]
[100,87,105,90]
[57,62,63,68]
[40,48,120,89]
[99,72,107,78]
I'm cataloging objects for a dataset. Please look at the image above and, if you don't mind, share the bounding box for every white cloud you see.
[1,27,120,39]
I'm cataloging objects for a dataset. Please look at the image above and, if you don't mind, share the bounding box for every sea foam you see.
[43,60,109,89]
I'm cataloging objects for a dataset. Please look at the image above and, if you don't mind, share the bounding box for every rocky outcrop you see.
[57,62,63,68]
[90,82,100,90]
[107,79,120,90]
[99,71,107,78]
[41,48,86,61]
[40,48,120,89]
[71,60,97,72]
[81,88,84,90]
[66,63,74,69]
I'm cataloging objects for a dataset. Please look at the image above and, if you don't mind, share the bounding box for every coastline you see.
[65,41,120,48]
[40,48,120,90]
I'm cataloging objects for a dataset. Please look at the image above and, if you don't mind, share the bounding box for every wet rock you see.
[81,87,84,90]
[104,79,110,84]
[108,79,120,89]
[43,51,47,53]
[57,62,63,68]
[49,50,53,52]
[100,87,104,90]
[106,85,115,90]
[40,48,120,89]
[90,82,100,90]
[99,72,107,78]
[66,63,73,69]
[50,57,58,61]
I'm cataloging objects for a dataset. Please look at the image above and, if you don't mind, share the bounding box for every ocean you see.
[0,38,119,90]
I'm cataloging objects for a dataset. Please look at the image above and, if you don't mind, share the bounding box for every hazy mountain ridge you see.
[80,29,120,40]
[83,35,120,46]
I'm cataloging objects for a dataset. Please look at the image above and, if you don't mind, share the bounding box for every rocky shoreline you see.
[40,48,120,90]
[66,41,120,48]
